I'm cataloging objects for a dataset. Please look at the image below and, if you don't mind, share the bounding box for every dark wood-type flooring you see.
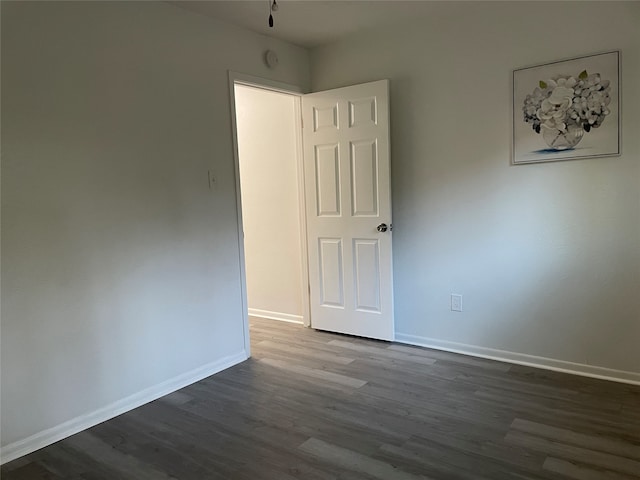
[3,316,640,479]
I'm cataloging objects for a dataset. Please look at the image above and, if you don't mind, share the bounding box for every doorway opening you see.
[230,74,395,354]
[229,73,310,357]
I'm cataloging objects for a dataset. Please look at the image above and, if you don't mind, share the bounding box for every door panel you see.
[353,238,381,312]
[302,80,393,341]
[314,144,341,216]
[350,140,378,216]
[318,238,345,308]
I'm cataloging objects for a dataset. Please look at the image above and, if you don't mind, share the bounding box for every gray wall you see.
[311,1,640,375]
[1,1,309,451]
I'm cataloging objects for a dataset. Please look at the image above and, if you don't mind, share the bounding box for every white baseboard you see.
[248,308,304,325]
[0,350,248,465]
[395,333,640,386]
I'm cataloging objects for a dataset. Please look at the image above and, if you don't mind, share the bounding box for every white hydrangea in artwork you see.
[523,70,612,136]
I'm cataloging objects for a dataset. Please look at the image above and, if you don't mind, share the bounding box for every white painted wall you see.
[0,0,309,458]
[311,2,640,377]
[235,85,304,323]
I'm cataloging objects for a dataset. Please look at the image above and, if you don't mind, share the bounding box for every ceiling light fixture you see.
[268,0,277,28]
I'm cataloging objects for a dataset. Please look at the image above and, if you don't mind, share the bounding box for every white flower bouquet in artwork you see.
[522,70,612,150]
[512,51,619,164]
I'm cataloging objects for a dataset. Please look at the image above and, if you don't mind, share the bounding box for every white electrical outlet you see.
[451,294,463,312]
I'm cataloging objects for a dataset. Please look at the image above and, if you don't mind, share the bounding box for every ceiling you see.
[169,0,457,49]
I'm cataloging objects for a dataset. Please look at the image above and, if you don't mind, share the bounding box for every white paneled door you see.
[302,80,394,341]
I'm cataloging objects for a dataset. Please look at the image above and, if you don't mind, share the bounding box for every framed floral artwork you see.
[512,51,620,164]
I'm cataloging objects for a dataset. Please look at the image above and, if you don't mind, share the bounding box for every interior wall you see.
[235,85,304,322]
[0,0,309,455]
[311,1,640,376]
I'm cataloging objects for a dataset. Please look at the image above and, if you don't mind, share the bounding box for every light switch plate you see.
[451,294,463,312]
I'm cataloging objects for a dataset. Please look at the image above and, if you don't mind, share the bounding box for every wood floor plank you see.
[505,430,640,477]
[157,390,193,406]
[299,437,431,480]
[36,442,132,480]
[64,431,178,480]
[383,438,552,480]
[0,461,63,480]
[511,418,640,460]
[123,397,335,480]
[258,357,367,388]
[328,339,438,366]
[543,457,639,480]
[257,339,356,364]
[475,389,640,441]
[387,343,511,371]
[375,442,482,480]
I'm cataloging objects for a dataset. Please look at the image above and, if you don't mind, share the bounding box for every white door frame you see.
[228,71,311,357]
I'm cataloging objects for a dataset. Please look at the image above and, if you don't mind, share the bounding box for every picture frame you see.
[512,51,620,165]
